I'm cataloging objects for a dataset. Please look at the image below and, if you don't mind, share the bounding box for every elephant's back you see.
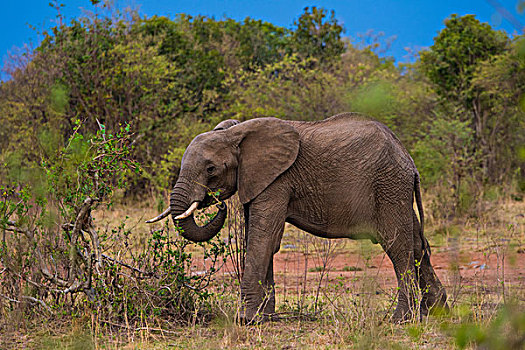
[287,113,415,171]
[288,112,387,145]
[287,112,373,134]
[284,113,416,237]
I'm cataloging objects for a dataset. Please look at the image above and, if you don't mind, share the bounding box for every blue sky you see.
[1,0,524,78]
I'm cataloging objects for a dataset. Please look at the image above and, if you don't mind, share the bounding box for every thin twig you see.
[69,197,96,284]
[101,320,181,335]
[101,254,154,276]
[0,293,52,312]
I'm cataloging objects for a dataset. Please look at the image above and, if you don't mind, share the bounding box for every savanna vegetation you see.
[1,1,524,348]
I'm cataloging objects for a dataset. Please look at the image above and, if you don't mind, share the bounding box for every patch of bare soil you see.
[267,211,525,305]
[271,246,525,292]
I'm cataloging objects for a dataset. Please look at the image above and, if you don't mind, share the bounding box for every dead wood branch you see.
[86,215,102,271]
[69,197,97,284]
[0,293,52,312]
[101,254,153,277]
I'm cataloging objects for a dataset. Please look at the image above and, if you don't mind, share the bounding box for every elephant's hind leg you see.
[412,211,448,316]
[377,206,417,323]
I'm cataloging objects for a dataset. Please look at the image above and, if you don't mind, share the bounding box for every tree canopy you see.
[0,7,523,218]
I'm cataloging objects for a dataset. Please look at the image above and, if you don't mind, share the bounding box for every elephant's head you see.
[147,118,300,242]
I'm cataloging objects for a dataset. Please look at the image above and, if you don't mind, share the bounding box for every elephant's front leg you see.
[262,259,276,317]
[241,195,287,323]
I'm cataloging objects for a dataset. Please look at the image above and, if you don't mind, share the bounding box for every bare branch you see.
[8,225,70,288]
[0,293,52,313]
[20,296,52,312]
[95,118,106,141]
[101,319,181,335]
[61,280,84,295]
[69,197,97,284]
[0,293,19,304]
[101,254,153,277]
[83,216,103,271]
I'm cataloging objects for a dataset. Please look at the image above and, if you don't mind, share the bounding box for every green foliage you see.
[292,7,345,63]
[49,82,69,114]
[470,35,525,183]
[0,8,348,196]
[348,81,395,118]
[44,120,138,213]
[233,18,290,69]
[420,14,508,106]
[419,15,522,186]
[412,116,479,217]
[452,306,525,349]
[228,54,346,121]
[102,222,229,323]
[413,117,475,186]
[0,7,522,210]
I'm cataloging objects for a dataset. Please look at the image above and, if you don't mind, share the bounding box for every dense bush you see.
[2,6,523,205]
[0,2,523,265]
[0,121,230,329]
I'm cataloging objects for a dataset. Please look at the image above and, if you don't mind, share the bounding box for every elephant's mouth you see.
[146,192,227,224]
[198,194,218,209]
[199,188,235,209]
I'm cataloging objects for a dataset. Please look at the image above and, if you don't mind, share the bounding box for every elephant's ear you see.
[228,118,300,204]
[213,119,240,131]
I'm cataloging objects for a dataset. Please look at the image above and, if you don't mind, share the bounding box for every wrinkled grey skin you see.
[153,113,447,323]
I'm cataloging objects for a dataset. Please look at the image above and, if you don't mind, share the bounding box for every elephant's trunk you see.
[170,182,227,243]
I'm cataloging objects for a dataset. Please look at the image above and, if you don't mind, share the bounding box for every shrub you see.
[0,121,228,331]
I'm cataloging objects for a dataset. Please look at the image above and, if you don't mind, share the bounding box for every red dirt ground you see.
[267,240,525,300]
[208,225,525,301]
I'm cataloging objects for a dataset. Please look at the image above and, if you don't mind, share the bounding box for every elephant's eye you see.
[206,165,216,174]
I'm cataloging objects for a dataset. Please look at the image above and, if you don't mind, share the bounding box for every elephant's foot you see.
[239,309,279,325]
[238,311,264,325]
[391,292,419,323]
[391,306,414,324]
[420,289,449,317]
[239,297,277,324]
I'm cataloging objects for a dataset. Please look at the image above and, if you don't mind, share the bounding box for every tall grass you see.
[1,190,524,348]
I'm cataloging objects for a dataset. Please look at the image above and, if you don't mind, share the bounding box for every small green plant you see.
[452,305,525,349]
[308,266,324,272]
[342,265,363,272]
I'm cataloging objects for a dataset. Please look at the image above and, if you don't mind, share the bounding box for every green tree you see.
[227,55,346,121]
[292,7,345,63]
[420,14,510,182]
[420,14,507,107]
[471,36,525,185]
[412,116,477,217]
[223,18,290,70]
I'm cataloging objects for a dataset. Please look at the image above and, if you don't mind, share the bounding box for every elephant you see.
[147,113,448,323]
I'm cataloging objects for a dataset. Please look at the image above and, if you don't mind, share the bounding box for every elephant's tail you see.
[414,172,431,257]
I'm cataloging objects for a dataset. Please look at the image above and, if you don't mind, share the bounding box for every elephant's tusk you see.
[146,207,171,223]
[174,202,199,220]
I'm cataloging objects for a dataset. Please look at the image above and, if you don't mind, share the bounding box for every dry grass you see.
[1,197,524,349]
